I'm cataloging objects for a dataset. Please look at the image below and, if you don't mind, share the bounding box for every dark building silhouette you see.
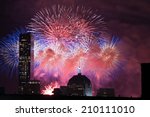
[18,33,31,94]
[67,73,92,96]
[0,87,5,95]
[97,88,115,97]
[67,72,92,96]
[18,33,40,94]
[53,72,92,96]
[27,80,40,94]
[53,88,62,96]
[53,86,69,96]
[18,80,40,95]
[141,63,150,98]
[59,86,68,96]
[19,33,31,83]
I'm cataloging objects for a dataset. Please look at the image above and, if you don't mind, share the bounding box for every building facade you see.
[67,73,92,96]
[18,33,40,94]
[53,73,92,96]
[96,88,115,97]
[19,33,31,83]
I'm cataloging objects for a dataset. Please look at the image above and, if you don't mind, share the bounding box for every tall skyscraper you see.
[18,33,40,94]
[18,33,32,94]
[19,33,31,83]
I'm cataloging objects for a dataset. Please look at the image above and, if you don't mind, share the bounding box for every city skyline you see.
[0,0,150,97]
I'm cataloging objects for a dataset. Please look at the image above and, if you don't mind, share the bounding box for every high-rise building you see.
[19,33,31,83]
[18,33,31,94]
[18,33,40,94]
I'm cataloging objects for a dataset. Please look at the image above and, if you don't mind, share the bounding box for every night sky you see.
[0,0,150,97]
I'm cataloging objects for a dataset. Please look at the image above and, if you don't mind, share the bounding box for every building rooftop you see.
[67,73,91,86]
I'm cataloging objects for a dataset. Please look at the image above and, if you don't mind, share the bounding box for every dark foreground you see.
[0,94,145,100]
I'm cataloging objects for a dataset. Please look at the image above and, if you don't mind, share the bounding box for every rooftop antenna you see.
[78,59,81,75]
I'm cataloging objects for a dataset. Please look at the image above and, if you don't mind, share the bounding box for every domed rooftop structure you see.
[68,73,91,86]
[67,73,92,96]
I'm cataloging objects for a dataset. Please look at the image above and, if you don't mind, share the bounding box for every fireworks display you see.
[98,36,120,68]
[0,29,26,74]
[41,81,60,95]
[0,5,122,95]
[28,6,106,44]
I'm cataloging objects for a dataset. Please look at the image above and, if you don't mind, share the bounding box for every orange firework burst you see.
[100,44,119,68]
[41,82,60,95]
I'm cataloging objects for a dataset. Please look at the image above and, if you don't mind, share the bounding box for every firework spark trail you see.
[0,29,120,95]
[0,5,122,95]
[28,5,105,45]
[0,40,19,68]
[98,36,120,69]
[0,29,26,71]
[35,36,120,94]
